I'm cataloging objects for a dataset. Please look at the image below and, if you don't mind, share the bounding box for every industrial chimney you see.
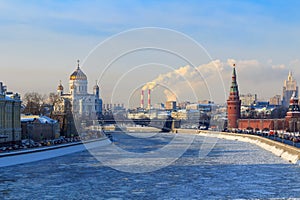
[140,90,144,108]
[148,89,151,109]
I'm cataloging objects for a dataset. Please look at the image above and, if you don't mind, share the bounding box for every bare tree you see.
[48,92,59,106]
[22,92,45,115]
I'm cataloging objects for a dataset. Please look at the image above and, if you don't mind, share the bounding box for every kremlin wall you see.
[227,66,300,132]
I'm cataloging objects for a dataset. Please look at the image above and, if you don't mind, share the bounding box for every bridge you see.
[100,118,181,132]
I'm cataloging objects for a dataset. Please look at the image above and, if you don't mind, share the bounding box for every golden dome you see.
[70,60,87,81]
[70,67,87,80]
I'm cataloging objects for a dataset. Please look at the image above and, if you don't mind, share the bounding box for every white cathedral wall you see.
[73,94,97,116]
[69,79,88,95]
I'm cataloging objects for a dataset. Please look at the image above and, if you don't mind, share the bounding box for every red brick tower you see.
[227,65,241,129]
[285,92,300,131]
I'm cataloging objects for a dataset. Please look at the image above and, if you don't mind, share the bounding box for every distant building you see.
[186,103,214,112]
[282,71,298,108]
[186,103,198,110]
[171,109,200,123]
[127,109,170,120]
[102,103,125,111]
[165,101,176,110]
[269,95,281,106]
[177,101,190,109]
[171,110,188,120]
[153,103,165,110]
[0,82,22,145]
[198,100,214,104]
[21,115,60,141]
[240,93,257,106]
[254,101,270,108]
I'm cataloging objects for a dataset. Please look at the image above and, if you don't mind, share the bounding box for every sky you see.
[1,0,300,105]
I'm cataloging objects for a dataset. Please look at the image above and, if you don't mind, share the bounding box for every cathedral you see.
[52,61,102,136]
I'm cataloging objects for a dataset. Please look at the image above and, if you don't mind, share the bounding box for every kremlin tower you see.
[227,65,241,129]
[285,92,300,132]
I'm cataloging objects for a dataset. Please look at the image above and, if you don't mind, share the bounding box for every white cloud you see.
[290,59,300,67]
[272,64,286,70]
[137,58,300,104]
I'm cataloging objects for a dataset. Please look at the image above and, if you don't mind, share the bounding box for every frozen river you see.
[1,132,300,199]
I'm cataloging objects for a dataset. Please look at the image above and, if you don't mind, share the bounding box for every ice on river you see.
[0,132,299,200]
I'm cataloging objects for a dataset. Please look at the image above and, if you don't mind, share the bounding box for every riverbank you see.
[0,137,111,167]
[175,129,300,164]
[2,131,299,199]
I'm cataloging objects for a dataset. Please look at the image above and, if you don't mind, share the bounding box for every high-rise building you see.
[282,71,298,108]
[227,66,241,129]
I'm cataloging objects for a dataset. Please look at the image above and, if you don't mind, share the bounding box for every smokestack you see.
[140,90,144,108]
[0,82,2,95]
[148,89,151,109]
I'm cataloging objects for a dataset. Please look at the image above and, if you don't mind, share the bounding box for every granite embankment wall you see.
[175,129,300,164]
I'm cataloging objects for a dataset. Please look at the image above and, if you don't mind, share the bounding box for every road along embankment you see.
[175,129,300,165]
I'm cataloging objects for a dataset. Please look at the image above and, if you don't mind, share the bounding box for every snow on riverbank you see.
[0,138,111,167]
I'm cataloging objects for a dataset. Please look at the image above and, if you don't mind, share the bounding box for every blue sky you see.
[1,0,300,104]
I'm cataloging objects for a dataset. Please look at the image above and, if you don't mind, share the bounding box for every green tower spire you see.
[230,65,239,94]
